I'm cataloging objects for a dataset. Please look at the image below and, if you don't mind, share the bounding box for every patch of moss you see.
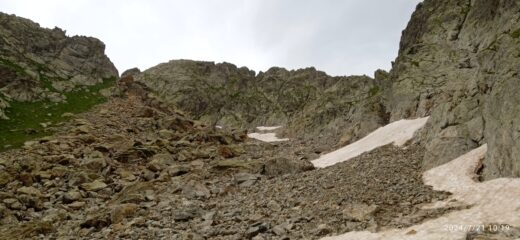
[510,29,520,39]
[0,58,29,77]
[368,86,381,97]
[411,61,420,67]
[0,77,116,151]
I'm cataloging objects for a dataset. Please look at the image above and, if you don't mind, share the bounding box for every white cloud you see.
[0,0,421,76]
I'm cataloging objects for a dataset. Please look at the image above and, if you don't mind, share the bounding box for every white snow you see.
[322,144,520,240]
[247,132,289,142]
[248,126,289,142]
[256,126,282,131]
[312,117,429,168]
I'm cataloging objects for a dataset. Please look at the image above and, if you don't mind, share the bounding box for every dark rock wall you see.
[386,0,520,178]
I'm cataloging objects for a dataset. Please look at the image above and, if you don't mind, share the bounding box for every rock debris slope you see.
[325,145,520,240]
[1,0,520,239]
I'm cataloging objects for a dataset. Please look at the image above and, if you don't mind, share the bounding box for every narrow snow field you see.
[247,132,289,142]
[256,126,282,131]
[312,117,429,168]
[322,144,520,240]
[247,126,289,142]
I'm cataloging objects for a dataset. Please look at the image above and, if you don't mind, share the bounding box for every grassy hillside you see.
[0,77,115,151]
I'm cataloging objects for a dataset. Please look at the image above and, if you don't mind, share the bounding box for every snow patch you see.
[248,126,288,142]
[322,144,520,240]
[256,126,282,131]
[247,132,289,142]
[312,117,429,168]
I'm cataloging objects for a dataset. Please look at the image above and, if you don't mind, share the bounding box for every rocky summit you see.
[0,0,520,239]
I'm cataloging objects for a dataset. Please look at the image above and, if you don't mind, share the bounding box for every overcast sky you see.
[1,0,421,76]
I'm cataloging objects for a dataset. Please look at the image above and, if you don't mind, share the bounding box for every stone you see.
[68,201,86,210]
[272,225,287,236]
[342,203,378,221]
[182,183,210,199]
[119,171,136,181]
[120,68,141,78]
[172,204,204,222]
[264,157,314,176]
[234,172,259,184]
[80,180,108,191]
[147,153,174,172]
[245,222,268,238]
[17,186,42,197]
[315,224,332,236]
[4,198,23,210]
[111,203,138,223]
[218,146,235,158]
[18,172,33,186]
[167,165,190,177]
[63,190,82,203]
[82,151,107,171]
[0,171,13,186]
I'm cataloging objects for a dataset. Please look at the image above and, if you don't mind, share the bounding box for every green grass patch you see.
[0,77,116,151]
[0,58,30,78]
[510,29,520,39]
[368,86,381,97]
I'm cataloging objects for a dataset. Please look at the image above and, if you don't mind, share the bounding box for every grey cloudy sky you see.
[1,0,421,76]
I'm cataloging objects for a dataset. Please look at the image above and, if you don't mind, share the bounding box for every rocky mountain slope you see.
[1,0,520,239]
[0,84,451,239]
[133,60,389,150]
[385,0,520,179]
[0,12,118,149]
[134,0,520,180]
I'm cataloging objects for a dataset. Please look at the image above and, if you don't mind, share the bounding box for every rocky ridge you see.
[134,60,389,151]
[0,12,118,119]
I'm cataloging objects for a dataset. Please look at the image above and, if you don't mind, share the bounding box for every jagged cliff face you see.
[135,60,388,148]
[0,12,118,119]
[387,0,520,178]
[0,12,119,150]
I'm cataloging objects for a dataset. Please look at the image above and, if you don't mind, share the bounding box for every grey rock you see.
[385,0,520,178]
[342,203,378,221]
[234,172,259,184]
[80,180,107,192]
[315,224,332,236]
[182,182,210,199]
[147,153,174,172]
[63,190,82,204]
[263,157,315,176]
[121,68,141,78]
[245,222,269,238]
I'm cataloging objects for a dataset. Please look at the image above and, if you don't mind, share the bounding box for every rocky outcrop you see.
[385,0,520,178]
[135,60,388,149]
[0,12,118,118]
